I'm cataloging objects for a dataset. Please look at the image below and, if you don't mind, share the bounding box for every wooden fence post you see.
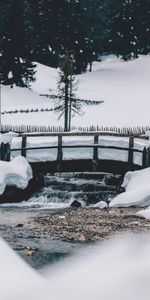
[142,147,147,168]
[4,143,10,161]
[0,143,2,160]
[57,135,63,161]
[93,134,99,171]
[93,134,99,160]
[128,136,134,170]
[147,147,150,167]
[21,136,27,157]
[0,143,10,161]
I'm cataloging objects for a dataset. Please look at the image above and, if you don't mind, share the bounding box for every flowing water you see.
[0,173,117,210]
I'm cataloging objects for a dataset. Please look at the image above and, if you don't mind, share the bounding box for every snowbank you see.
[110,168,150,208]
[0,131,18,144]
[0,156,33,195]
[44,233,150,300]
[0,238,49,300]
[2,234,150,300]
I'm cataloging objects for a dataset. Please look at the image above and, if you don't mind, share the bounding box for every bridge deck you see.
[30,159,142,176]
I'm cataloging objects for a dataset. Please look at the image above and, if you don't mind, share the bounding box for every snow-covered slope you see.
[1,55,150,128]
[1,85,54,111]
[32,62,58,94]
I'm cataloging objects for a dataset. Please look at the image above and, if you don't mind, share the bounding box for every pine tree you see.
[111,0,150,59]
[55,53,81,131]
[0,0,36,87]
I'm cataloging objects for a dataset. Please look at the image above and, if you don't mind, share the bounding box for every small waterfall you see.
[1,173,118,210]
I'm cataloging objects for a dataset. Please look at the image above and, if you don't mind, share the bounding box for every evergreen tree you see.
[50,0,88,73]
[0,0,36,87]
[23,0,58,67]
[111,0,150,59]
[55,53,81,131]
[138,0,150,54]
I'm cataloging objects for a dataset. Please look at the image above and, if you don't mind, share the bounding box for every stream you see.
[0,172,118,268]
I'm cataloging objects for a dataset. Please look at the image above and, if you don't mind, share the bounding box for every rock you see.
[76,234,86,242]
[26,247,37,256]
[71,200,82,208]
[116,186,125,193]
[0,173,44,204]
[16,224,24,228]
[103,174,122,186]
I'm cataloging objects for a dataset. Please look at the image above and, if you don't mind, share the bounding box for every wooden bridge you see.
[1,131,150,175]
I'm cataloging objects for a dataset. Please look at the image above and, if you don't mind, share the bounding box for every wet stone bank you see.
[30,207,150,242]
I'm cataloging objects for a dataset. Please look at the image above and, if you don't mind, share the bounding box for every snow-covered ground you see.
[1,55,150,128]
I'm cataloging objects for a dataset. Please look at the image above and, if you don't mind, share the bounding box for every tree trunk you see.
[68,80,72,131]
[64,81,69,131]
[89,61,92,72]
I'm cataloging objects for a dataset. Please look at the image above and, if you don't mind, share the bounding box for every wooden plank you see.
[19,131,143,138]
[142,147,147,168]
[11,144,143,153]
[93,134,99,171]
[0,143,10,161]
[147,147,150,167]
[93,134,99,160]
[21,136,27,157]
[0,143,2,160]
[57,135,63,161]
[4,143,10,161]
[128,136,134,169]
[31,159,142,175]
[57,135,63,171]
[0,143,4,160]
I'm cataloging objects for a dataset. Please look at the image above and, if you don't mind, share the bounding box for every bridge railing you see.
[7,132,149,170]
[0,132,149,173]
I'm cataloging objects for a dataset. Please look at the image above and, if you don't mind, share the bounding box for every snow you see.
[0,131,18,144]
[136,207,150,220]
[88,200,108,209]
[32,63,58,94]
[43,234,150,300]
[110,168,150,208]
[0,238,49,300]
[2,233,150,300]
[1,55,150,128]
[1,85,54,111]
[0,156,33,195]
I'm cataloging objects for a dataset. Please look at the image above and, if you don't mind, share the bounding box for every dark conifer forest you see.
[0,0,149,87]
